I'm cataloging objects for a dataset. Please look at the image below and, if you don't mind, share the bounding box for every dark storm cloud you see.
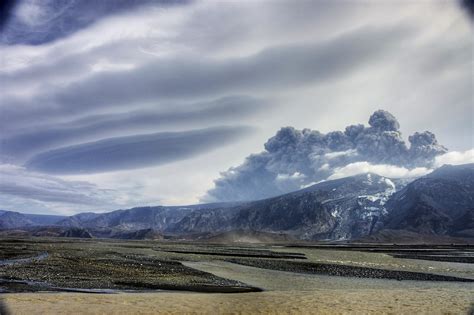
[1,96,266,160]
[204,110,447,202]
[0,25,413,130]
[1,0,189,45]
[460,0,474,20]
[0,0,16,30]
[26,126,252,174]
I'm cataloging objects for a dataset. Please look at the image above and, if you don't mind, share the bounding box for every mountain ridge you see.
[1,164,472,241]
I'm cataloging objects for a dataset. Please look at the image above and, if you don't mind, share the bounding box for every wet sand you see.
[3,287,473,314]
[2,240,473,314]
[3,261,474,314]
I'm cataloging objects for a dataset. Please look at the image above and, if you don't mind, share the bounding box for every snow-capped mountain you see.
[167,172,404,240]
[1,164,472,241]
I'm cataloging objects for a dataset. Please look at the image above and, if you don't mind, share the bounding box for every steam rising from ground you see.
[204,110,449,202]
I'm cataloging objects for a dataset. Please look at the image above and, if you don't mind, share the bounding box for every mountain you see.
[171,164,473,240]
[23,214,66,226]
[56,202,243,231]
[0,211,34,229]
[382,163,474,238]
[1,164,472,241]
[168,173,402,240]
[0,211,65,229]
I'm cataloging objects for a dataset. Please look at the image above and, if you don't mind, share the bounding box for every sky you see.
[0,0,473,215]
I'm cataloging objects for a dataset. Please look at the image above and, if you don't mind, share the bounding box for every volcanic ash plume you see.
[204,110,447,202]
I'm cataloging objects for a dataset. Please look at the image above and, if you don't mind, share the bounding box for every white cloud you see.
[319,163,330,171]
[328,162,431,180]
[276,172,306,181]
[14,0,50,26]
[434,149,474,167]
[324,149,357,160]
[62,144,245,207]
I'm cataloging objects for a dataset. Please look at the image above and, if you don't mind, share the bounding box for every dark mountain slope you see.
[169,173,401,240]
[383,164,474,237]
[57,202,244,232]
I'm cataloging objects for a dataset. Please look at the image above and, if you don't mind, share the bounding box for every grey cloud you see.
[0,164,113,205]
[1,0,189,45]
[1,96,266,161]
[0,182,100,205]
[368,110,400,131]
[1,36,160,93]
[1,0,470,214]
[204,153,277,202]
[178,1,361,54]
[0,0,364,92]
[203,110,447,202]
[59,26,412,103]
[26,126,252,174]
[1,25,413,130]
[409,131,448,164]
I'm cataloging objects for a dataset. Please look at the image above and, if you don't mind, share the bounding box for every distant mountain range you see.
[1,164,473,242]
[0,210,66,229]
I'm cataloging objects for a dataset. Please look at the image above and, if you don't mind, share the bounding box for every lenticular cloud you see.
[204,110,448,202]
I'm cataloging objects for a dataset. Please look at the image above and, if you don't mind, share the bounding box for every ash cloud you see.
[204,110,448,202]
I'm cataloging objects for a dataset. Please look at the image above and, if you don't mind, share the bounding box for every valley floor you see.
[3,286,474,315]
[1,238,473,314]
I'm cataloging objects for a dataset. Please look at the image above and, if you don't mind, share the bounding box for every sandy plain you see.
[1,240,473,314]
